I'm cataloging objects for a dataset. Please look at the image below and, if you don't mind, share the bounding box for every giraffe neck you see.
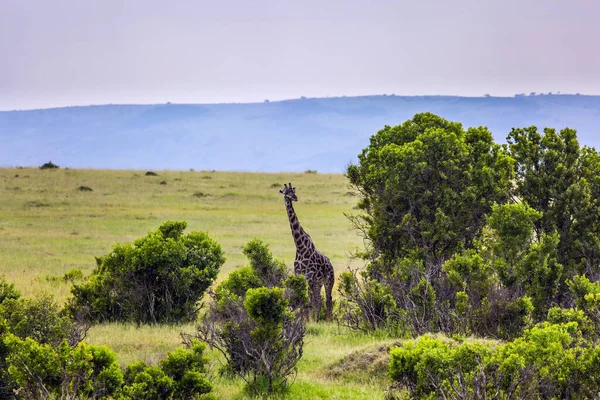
[285,199,312,251]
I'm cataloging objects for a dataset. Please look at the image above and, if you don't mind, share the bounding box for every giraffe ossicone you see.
[280,182,334,321]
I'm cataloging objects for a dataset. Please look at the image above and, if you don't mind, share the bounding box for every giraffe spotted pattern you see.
[279,182,334,321]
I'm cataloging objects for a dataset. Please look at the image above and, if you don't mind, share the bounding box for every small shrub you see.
[63,269,84,283]
[159,180,167,185]
[145,171,158,176]
[78,185,93,192]
[193,192,207,198]
[0,276,20,305]
[201,176,212,180]
[39,161,59,169]
[270,183,281,188]
[121,339,212,399]
[45,269,85,284]
[304,169,317,174]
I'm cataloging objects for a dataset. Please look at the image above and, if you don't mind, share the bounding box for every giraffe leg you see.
[310,282,322,322]
[325,274,334,322]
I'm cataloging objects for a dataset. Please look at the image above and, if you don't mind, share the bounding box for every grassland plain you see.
[0,167,398,398]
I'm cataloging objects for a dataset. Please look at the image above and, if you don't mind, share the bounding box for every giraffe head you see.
[279,182,298,202]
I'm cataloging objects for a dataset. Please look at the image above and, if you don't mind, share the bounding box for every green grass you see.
[1,167,404,398]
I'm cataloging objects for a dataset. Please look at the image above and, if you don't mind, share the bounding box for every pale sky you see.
[1,0,599,110]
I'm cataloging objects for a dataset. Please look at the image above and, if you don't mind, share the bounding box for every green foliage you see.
[547,307,595,338]
[343,112,522,337]
[245,287,288,327]
[389,323,600,399]
[0,275,20,305]
[508,126,600,282]
[120,339,212,399]
[566,275,600,335]
[0,292,212,400]
[0,319,13,399]
[195,238,307,394]
[120,362,174,399]
[160,340,212,399]
[0,294,78,346]
[347,112,514,272]
[337,270,398,333]
[343,113,600,341]
[216,266,261,299]
[487,202,541,264]
[46,268,85,284]
[70,220,225,324]
[4,336,123,399]
[283,274,310,310]
[242,238,287,287]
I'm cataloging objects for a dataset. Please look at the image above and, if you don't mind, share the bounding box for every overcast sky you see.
[1,0,599,110]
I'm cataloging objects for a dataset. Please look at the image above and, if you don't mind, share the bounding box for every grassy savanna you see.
[0,167,362,300]
[0,166,396,398]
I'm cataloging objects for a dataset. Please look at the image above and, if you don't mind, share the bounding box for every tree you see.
[507,127,600,285]
[346,112,514,280]
[70,221,225,324]
[344,113,514,334]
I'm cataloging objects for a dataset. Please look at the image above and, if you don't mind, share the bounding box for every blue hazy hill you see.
[1,95,599,172]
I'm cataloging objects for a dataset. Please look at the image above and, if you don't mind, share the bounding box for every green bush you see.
[120,339,212,399]
[39,161,59,169]
[194,238,307,394]
[69,220,225,324]
[342,114,600,339]
[389,322,600,399]
[0,275,213,400]
[0,294,81,346]
[0,276,20,305]
[337,270,397,333]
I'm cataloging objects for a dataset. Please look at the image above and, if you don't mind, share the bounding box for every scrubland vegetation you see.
[2,112,600,398]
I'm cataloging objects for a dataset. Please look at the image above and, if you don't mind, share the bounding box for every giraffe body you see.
[280,183,334,321]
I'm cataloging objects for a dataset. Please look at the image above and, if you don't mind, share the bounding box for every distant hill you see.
[1,95,599,173]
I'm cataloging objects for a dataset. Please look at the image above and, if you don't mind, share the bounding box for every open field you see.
[0,167,363,300]
[1,167,400,398]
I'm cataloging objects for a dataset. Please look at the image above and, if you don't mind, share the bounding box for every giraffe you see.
[279,182,334,321]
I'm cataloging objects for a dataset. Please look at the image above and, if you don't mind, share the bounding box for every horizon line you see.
[2,92,598,112]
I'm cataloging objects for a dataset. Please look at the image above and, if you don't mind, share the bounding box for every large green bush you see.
[341,113,600,340]
[70,220,225,324]
[389,322,600,399]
